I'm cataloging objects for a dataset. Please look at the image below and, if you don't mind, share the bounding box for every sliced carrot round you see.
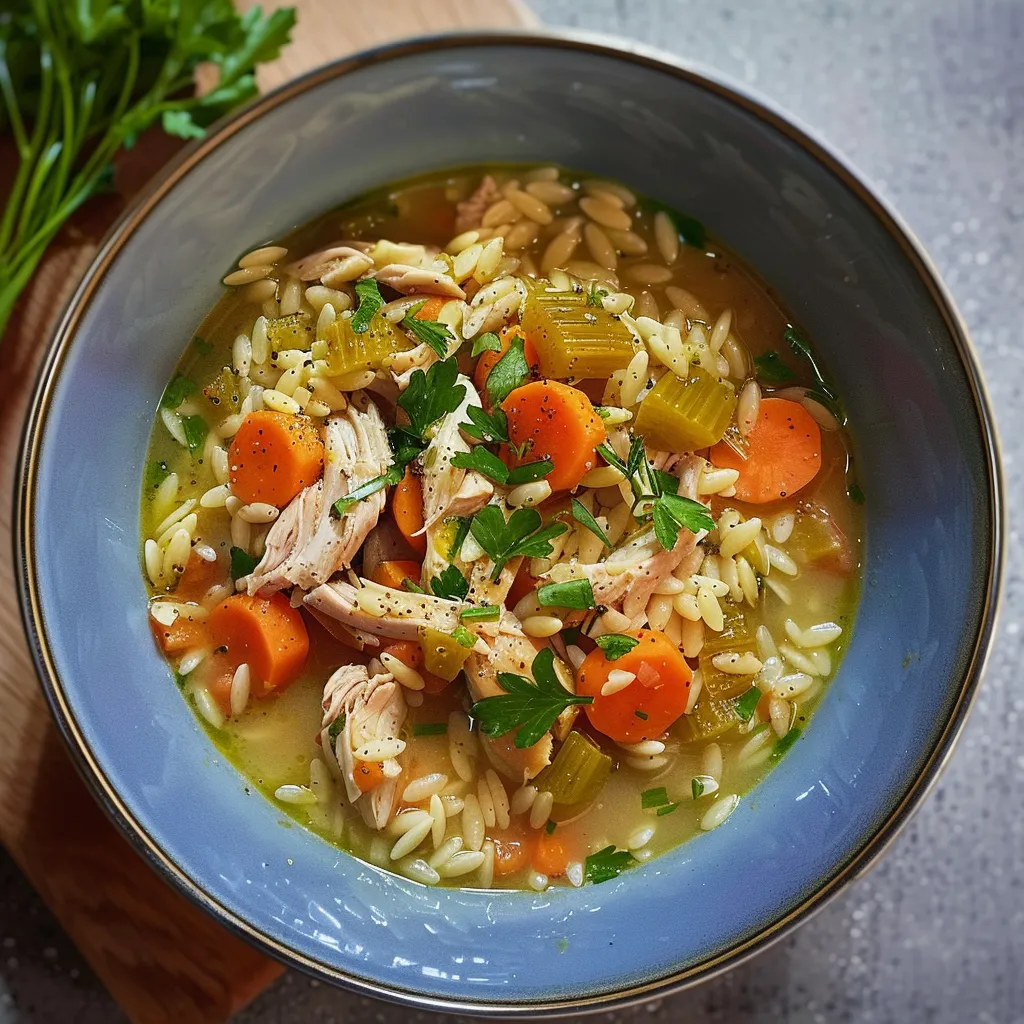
[501,379,605,492]
[533,833,570,878]
[379,639,447,693]
[369,559,422,591]
[229,410,324,507]
[209,593,309,696]
[709,397,821,504]
[473,324,540,395]
[391,466,426,557]
[576,629,691,743]
[491,825,536,877]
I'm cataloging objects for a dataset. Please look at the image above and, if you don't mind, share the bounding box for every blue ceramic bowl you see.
[17,32,1002,1015]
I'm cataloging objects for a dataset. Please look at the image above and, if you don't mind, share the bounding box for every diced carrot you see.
[380,639,448,693]
[370,559,422,591]
[391,466,426,557]
[174,551,224,603]
[228,410,324,507]
[533,833,570,878]
[197,653,236,717]
[708,398,822,504]
[473,324,541,395]
[150,612,210,654]
[208,593,309,696]
[501,379,606,492]
[412,296,447,322]
[576,629,692,743]
[353,760,387,793]
[491,825,536,877]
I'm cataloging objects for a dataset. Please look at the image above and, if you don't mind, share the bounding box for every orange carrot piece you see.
[491,826,536,877]
[708,398,822,504]
[208,593,309,696]
[228,410,324,507]
[533,833,570,878]
[353,761,387,793]
[379,639,447,693]
[501,379,606,492]
[412,296,447,322]
[197,653,236,717]
[576,629,692,743]
[149,613,210,654]
[370,559,422,591]
[473,325,540,395]
[174,551,223,603]
[392,466,426,557]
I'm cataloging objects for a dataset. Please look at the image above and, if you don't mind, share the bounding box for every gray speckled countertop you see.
[2,1,1022,1021]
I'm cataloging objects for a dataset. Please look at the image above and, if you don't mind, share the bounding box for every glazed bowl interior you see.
[21,35,999,1012]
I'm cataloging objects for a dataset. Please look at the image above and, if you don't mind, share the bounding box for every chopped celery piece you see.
[788,503,853,572]
[202,366,248,410]
[267,312,314,351]
[418,625,472,682]
[680,695,739,742]
[698,604,758,699]
[323,313,412,377]
[521,288,636,379]
[634,366,736,451]
[534,730,611,806]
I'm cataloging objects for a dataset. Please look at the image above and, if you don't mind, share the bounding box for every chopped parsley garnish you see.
[784,325,846,425]
[537,579,596,611]
[568,497,611,548]
[331,457,409,517]
[584,845,636,884]
[545,819,557,835]
[401,300,455,357]
[161,374,196,410]
[448,516,472,560]
[656,802,679,816]
[450,625,477,649]
[594,634,639,661]
[351,278,384,333]
[402,577,425,594]
[753,350,796,384]
[734,686,762,722]
[145,460,170,491]
[470,647,593,749]
[469,504,568,581]
[848,480,865,504]
[634,709,649,721]
[460,604,501,624]
[413,722,448,737]
[645,201,706,249]
[229,546,259,581]
[327,713,346,744]
[181,414,209,455]
[430,564,469,601]
[471,331,502,357]
[598,435,713,551]
[460,404,511,446]
[585,284,608,307]
[771,727,802,761]
[506,458,554,485]
[451,446,512,485]
[193,336,213,356]
[484,333,529,403]
[561,626,582,645]
[691,776,706,800]
[640,786,670,809]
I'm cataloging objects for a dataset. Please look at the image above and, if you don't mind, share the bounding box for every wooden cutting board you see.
[0,2,534,1021]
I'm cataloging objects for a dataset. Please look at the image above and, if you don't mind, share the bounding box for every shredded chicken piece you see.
[464,611,554,783]
[454,175,501,233]
[245,395,391,594]
[320,664,406,830]
[372,263,465,299]
[285,245,373,283]
[304,578,488,651]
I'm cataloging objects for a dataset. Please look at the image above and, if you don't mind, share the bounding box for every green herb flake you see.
[652,493,714,551]
[161,375,196,410]
[145,460,170,491]
[448,516,472,560]
[401,301,455,357]
[451,447,510,485]
[584,845,636,885]
[771,727,802,761]
[460,404,511,446]
[193,336,213,356]
[414,722,448,737]
[469,504,568,581]
[327,713,346,743]
[585,284,608,307]
[536,579,596,611]
[656,802,679,816]
[460,605,501,624]
[594,634,640,661]
[181,414,209,455]
[753,350,796,384]
[471,332,502,357]
[470,648,593,749]
[402,577,425,594]
[545,819,557,835]
[351,279,384,333]
[430,565,470,602]
[640,786,670,809]
[506,458,554,486]
[569,497,611,548]
[484,334,529,404]
[634,709,649,721]
[229,546,259,581]
[451,625,477,649]
[734,686,762,722]
[848,480,865,504]
[691,776,705,800]
[784,325,846,425]
[332,457,408,517]
[398,358,467,440]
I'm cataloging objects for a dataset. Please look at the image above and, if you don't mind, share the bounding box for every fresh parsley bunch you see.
[0,0,296,336]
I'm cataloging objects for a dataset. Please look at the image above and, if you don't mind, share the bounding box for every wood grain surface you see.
[0,2,532,1021]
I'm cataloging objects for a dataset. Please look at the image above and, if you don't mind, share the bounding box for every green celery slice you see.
[534,730,612,806]
[323,313,412,376]
[634,366,736,451]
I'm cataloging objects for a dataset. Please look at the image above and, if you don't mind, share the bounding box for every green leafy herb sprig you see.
[0,0,296,336]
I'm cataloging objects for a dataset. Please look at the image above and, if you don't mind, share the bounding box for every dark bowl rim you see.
[14,27,1005,1017]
